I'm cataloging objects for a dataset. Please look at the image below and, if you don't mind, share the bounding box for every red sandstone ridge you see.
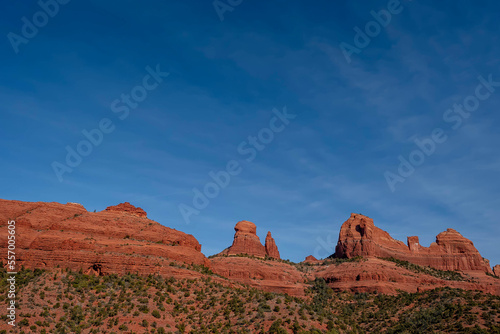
[210,257,307,296]
[105,202,147,218]
[334,213,493,273]
[2,199,498,297]
[217,221,281,259]
[0,199,208,277]
[265,231,280,259]
[316,257,500,296]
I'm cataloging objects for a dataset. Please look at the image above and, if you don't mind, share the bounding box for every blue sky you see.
[1,0,499,266]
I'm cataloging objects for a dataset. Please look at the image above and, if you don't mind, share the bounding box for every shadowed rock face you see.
[334,213,493,273]
[494,265,500,277]
[218,221,281,259]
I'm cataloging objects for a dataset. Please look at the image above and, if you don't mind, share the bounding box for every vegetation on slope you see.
[209,253,365,273]
[0,269,499,333]
[380,257,466,281]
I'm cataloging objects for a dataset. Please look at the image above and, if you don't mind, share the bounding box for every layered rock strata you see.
[218,220,281,259]
[334,213,492,273]
[0,199,208,277]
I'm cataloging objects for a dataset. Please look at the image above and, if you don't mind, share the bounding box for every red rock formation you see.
[0,199,208,277]
[211,255,500,297]
[105,202,147,218]
[210,256,307,296]
[218,221,281,259]
[265,231,280,259]
[304,255,321,263]
[1,199,498,297]
[334,213,493,273]
[494,265,500,277]
[407,236,421,252]
[316,257,500,295]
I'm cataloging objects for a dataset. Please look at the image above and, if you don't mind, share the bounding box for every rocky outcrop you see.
[210,256,306,296]
[494,265,500,277]
[316,257,500,295]
[218,221,266,257]
[334,213,493,273]
[304,255,321,263]
[105,202,147,218]
[265,231,280,259]
[0,199,208,277]
[1,199,498,297]
[218,221,281,259]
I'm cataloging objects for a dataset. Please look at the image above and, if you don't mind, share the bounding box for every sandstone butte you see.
[1,199,499,297]
[217,220,280,259]
[334,213,493,273]
[304,255,321,263]
[0,199,210,279]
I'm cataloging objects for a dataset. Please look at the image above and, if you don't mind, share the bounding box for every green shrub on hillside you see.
[381,257,465,281]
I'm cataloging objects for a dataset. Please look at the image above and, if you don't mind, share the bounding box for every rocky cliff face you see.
[1,199,498,297]
[265,231,280,259]
[494,265,500,277]
[0,199,208,277]
[315,257,500,295]
[210,256,306,296]
[218,221,281,259]
[334,213,492,273]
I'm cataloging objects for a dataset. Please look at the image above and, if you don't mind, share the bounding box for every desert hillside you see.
[1,199,500,333]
